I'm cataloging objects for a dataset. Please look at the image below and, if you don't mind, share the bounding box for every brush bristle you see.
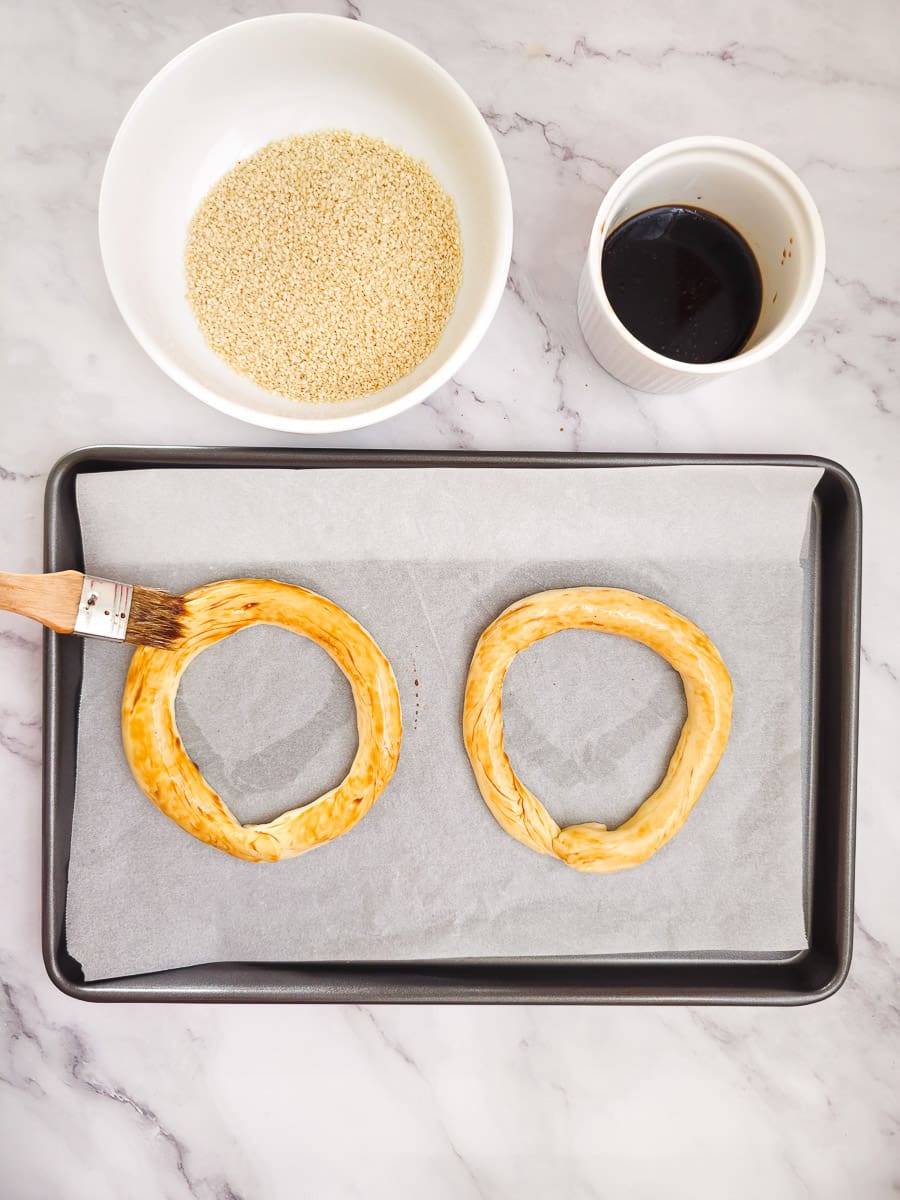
[125,586,188,650]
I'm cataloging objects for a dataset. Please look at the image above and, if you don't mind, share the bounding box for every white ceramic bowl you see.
[99,15,513,433]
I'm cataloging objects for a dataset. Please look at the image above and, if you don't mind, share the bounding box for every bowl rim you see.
[98,13,513,434]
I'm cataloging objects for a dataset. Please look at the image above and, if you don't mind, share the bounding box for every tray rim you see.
[42,446,861,1005]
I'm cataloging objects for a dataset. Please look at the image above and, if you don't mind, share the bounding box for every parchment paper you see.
[66,466,818,981]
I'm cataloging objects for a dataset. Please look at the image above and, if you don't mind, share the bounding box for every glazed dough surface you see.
[122,578,402,862]
[463,587,733,873]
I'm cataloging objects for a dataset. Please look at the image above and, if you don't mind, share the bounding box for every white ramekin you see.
[577,136,826,393]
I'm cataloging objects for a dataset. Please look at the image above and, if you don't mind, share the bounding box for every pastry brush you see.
[0,570,188,649]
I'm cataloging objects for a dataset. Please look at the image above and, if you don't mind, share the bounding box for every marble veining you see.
[2,0,899,1194]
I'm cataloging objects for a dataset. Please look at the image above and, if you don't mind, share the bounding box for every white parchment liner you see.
[65,466,817,980]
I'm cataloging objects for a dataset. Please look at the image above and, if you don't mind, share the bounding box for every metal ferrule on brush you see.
[73,576,133,641]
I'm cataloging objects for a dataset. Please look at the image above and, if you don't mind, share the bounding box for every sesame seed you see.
[184,130,463,404]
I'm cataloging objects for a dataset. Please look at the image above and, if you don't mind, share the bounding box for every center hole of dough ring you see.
[121,578,403,863]
[463,587,732,873]
[502,628,685,828]
[176,625,358,825]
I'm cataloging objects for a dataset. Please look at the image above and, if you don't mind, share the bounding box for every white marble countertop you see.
[3,0,899,1195]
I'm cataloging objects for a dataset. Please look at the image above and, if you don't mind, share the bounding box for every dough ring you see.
[122,579,402,863]
[463,587,733,873]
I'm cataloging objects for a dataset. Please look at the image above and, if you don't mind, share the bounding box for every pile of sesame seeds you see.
[184,130,463,404]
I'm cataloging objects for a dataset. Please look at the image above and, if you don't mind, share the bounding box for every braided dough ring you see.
[122,578,402,863]
[463,587,733,873]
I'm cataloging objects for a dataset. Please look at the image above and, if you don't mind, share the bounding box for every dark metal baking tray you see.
[42,448,860,1004]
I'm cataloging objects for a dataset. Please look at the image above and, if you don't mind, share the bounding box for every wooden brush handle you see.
[0,571,85,634]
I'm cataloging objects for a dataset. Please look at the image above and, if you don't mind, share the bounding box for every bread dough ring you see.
[122,578,402,863]
[463,588,733,873]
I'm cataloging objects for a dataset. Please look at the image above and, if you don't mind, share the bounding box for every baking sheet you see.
[65,466,818,981]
